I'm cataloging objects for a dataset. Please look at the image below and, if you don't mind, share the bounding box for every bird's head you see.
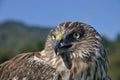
[45,22,103,69]
[45,22,102,55]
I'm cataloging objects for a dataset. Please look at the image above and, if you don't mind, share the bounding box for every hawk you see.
[0,22,110,80]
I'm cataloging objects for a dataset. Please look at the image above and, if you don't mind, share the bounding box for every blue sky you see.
[0,0,120,40]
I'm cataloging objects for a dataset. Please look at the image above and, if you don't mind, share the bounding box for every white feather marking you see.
[22,77,27,80]
[78,52,83,58]
[29,56,48,65]
[72,52,76,58]
[32,56,42,62]
[12,77,18,80]
[95,35,101,40]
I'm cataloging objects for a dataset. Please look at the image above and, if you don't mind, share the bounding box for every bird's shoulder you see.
[0,52,59,80]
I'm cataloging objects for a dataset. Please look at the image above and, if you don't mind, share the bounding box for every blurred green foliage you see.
[0,21,120,80]
[102,36,120,80]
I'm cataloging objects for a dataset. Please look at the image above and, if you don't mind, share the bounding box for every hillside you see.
[0,21,51,54]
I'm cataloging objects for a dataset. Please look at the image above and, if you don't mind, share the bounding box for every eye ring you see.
[73,32,80,39]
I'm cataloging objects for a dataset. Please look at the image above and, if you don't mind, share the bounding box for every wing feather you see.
[0,52,59,80]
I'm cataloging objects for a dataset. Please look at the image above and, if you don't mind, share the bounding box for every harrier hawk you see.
[0,22,110,80]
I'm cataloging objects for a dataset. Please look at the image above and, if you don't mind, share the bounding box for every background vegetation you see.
[0,21,120,80]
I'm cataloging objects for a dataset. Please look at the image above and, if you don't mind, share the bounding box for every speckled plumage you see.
[0,22,110,80]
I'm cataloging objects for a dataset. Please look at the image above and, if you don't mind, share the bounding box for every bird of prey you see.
[0,22,110,80]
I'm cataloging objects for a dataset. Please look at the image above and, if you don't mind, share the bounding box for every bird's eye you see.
[51,35,56,40]
[73,32,80,39]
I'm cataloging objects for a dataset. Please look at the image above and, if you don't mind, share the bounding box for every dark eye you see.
[73,32,80,39]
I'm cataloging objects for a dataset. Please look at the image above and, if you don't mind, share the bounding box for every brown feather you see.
[0,52,59,80]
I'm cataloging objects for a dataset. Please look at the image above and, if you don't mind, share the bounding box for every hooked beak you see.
[54,34,72,56]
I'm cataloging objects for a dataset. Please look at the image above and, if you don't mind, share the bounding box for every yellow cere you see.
[56,33,63,41]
